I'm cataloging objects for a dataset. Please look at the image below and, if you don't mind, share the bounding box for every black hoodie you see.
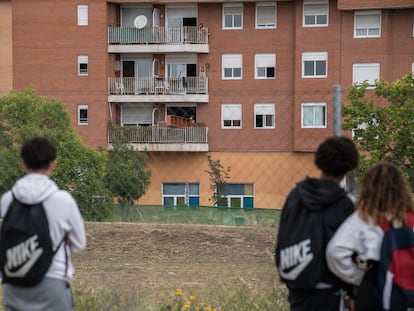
[275,177,354,289]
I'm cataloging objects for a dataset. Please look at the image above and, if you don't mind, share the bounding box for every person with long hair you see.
[326,162,414,310]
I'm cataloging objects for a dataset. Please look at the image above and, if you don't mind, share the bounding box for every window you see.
[255,104,275,128]
[77,5,88,26]
[354,11,381,38]
[302,103,326,128]
[353,63,380,88]
[222,54,242,79]
[303,0,328,27]
[302,52,327,78]
[255,54,276,79]
[78,105,88,125]
[223,4,243,29]
[163,183,200,207]
[256,2,276,29]
[222,104,242,128]
[222,183,254,208]
[78,55,88,76]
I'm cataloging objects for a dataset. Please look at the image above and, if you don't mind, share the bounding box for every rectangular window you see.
[222,104,242,129]
[223,4,243,29]
[353,63,380,88]
[354,10,381,38]
[78,105,88,125]
[255,54,276,79]
[302,52,327,78]
[222,54,242,80]
[77,5,88,26]
[302,103,326,128]
[303,0,328,27]
[222,183,254,208]
[256,2,276,29]
[162,183,200,207]
[255,104,275,128]
[78,55,88,76]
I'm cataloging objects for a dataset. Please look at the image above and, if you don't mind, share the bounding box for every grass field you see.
[71,222,289,310]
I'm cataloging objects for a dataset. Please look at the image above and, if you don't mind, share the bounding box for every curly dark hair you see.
[357,162,414,225]
[314,136,359,177]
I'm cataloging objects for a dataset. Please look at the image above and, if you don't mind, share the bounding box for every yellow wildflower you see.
[183,301,191,309]
[189,295,197,302]
[176,288,183,296]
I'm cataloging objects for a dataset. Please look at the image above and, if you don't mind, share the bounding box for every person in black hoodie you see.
[275,136,359,311]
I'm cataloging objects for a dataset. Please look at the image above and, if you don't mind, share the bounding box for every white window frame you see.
[78,55,88,76]
[222,104,242,129]
[301,103,327,128]
[222,183,254,209]
[256,2,276,29]
[352,63,380,89]
[255,54,276,79]
[223,3,243,29]
[222,54,242,80]
[354,10,381,38]
[303,0,328,27]
[302,52,327,78]
[78,104,88,125]
[77,4,88,26]
[412,62,414,78]
[162,183,200,207]
[254,104,275,129]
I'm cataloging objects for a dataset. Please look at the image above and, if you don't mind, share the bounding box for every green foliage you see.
[0,88,113,220]
[205,155,231,207]
[105,139,151,204]
[342,74,414,188]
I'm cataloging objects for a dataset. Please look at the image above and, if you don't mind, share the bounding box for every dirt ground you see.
[72,222,283,305]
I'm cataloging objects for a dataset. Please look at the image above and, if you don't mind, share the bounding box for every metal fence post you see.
[332,85,342,137]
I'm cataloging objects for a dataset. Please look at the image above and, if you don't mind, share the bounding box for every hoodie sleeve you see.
[46,190,86,254]
[326,212,382,286]
[63,192,86,253]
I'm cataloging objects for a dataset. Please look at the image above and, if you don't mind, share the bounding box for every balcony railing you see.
[108,126,208,144]
[108,76,208,95]
[108,26,209,45]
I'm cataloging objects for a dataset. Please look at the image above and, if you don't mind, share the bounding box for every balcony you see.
[108,76,208,103]
[108,26,209,53]
[108,125,209,152]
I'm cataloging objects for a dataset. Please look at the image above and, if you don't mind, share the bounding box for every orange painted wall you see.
[137,151,318,209]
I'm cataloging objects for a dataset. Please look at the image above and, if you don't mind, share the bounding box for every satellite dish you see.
[134,15,148,29]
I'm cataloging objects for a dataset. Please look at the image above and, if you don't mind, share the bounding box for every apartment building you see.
[6,0,414,209]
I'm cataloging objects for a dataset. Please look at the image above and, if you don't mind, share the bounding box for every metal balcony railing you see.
[108,76,208,95]
[108,126,208,144]
[108,26,209,45]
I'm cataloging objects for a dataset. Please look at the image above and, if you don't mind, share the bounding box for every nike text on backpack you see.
[275,197,325,288]
[378,214,414,311]
[0,194,67,287]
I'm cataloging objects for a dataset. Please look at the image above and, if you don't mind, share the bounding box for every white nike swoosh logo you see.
[5,248,43,277]
[279,254,314,280]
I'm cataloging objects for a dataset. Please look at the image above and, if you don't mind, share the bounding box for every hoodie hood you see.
[297,177,347,212]
[12,173,59,204]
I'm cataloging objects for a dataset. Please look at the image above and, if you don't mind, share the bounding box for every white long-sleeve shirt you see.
[1,173,86,282]
[326,211,383,286]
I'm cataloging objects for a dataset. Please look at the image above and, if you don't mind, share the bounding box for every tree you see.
[104,139,151,205]
[205,155,231,207]
[342,74,414,189]
[0,88,113,220]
